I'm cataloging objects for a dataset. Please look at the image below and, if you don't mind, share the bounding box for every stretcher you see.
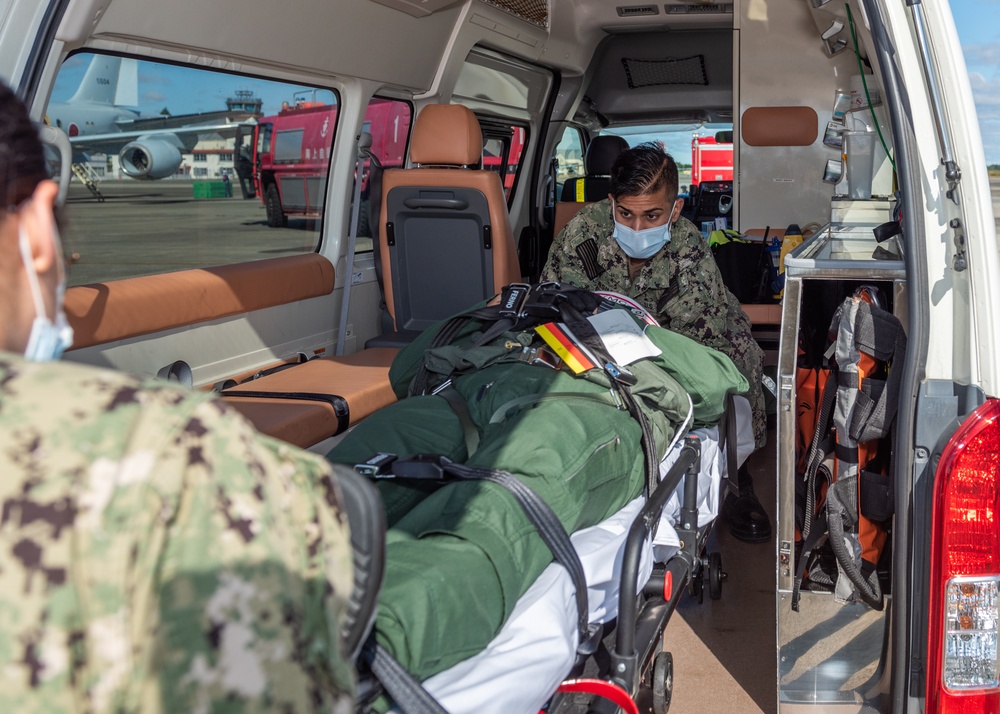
[384,395,755,714]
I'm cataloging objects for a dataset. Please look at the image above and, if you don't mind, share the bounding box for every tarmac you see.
[62,180,331,287]
[62,177,1000,289]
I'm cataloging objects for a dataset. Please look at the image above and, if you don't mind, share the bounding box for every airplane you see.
[47,54,260,179]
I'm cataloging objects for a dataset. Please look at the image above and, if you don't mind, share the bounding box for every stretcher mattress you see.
[418,397,755,714]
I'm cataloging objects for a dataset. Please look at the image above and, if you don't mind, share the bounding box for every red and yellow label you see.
[535,322,597,374]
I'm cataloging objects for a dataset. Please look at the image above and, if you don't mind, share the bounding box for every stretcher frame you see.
[544,395,741,714]
[358,394,748,714]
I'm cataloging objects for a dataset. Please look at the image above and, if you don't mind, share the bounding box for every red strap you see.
[548,679,639,714]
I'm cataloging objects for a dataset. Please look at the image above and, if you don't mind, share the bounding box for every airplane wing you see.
[114,108,257,132]
[69,119,251,155]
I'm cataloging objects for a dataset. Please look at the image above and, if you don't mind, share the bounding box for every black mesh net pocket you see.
[482,0,548,27]
[622,55,708,88]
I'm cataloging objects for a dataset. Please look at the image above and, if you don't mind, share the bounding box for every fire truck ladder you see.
[72,162,105,201]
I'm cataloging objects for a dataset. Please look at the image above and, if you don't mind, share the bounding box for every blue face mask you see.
[611,200,678,260]
[18,226,74,362]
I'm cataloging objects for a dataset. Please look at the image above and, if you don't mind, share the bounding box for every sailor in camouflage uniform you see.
[541,142,771,543]
[0,82,356,712]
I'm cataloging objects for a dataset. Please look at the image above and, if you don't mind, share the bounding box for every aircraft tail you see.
[116,58,138,107]
[68,55,122,105]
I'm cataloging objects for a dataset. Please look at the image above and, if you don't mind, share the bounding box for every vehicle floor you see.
[655,425,778,714]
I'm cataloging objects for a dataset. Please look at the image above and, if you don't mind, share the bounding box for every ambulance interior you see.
[13,0,912,709]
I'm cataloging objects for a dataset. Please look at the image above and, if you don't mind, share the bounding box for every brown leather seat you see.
[221,348,399,449]
[369,103,521,345]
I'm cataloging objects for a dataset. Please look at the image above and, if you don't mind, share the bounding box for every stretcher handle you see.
[611,435,701,690]
[546,679,639,714]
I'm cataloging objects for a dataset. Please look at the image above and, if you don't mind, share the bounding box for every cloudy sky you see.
[954,0,1000,164]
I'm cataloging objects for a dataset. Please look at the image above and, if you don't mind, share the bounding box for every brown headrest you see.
[409,104,483,167]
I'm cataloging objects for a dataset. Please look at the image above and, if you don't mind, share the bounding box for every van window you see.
[481,124,528,203]
[600,123,735,195]
[353,96,413,253]
[553,127,585,195]
[47,52,338,286]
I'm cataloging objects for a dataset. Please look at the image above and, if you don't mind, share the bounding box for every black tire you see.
[652,651,673,714]
[709,552,725,600]
[356,197,371,238]
[265,183,287,227]
[691,571,704,604]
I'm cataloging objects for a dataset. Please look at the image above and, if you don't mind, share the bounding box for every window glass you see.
[481,125,528,203]
[600,122,734,196]
[47,52,338,286]
[452,47,551,118]
[273,129,304,163]
[553,127,584,196]
[352,97,413,253]
[454,63,530,110]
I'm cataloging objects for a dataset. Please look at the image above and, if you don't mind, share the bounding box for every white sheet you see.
[419,396,755,714]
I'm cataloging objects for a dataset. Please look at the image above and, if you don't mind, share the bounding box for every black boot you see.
[723,464,771,544]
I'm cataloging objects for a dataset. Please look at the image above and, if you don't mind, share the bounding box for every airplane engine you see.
[119,139,183,180]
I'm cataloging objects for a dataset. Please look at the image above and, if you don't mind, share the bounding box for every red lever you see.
[550,678,640,714]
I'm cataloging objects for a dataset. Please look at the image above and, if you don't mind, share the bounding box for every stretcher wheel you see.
[690,572,704,603]
[652,651,673,714]
[708,552,725,600]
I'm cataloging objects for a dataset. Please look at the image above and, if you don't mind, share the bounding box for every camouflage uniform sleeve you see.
[658,221,736,354]
[539,200,612,288]
[0,360,354,714]
[142,397,356,714]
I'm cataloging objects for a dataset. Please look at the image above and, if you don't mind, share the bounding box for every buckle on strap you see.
[498,283,531,317]
[515,345,563,370]
[354,453,455,480]
[497,282,567,321]
[393,453,453,480]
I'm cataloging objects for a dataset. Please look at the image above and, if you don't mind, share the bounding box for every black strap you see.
[382,454,591,648]
[558,300,660,496]
[409,282,588,396]
[720,392,739,498]
[826,476,884,610]
[439,460,590,646]
[365,640,450,714]
[212,354,310,393]
[436,386,480,458]
[792,506,828,612]
[801,371,838,540]
[220,390,349,434]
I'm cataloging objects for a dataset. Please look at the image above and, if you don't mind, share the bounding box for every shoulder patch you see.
[575,239,605,281]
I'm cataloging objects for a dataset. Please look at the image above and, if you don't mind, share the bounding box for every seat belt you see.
[336,133,373,356]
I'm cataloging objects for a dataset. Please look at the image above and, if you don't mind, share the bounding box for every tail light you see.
[927,399,1000,711]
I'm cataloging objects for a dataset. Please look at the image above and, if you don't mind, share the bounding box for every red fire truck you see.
[236,93,411,228]
[236,95,523,229]
[690,134,733,186]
